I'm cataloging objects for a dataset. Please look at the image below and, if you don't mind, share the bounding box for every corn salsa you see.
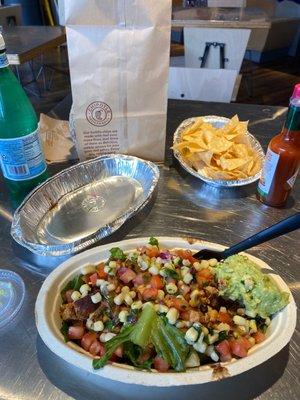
[59,238,288,372]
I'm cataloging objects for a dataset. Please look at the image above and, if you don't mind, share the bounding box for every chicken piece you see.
[60,303,77,321]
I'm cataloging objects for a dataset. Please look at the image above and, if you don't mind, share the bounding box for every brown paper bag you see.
[64,0,171,161]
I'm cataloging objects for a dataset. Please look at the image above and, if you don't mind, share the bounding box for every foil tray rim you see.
[11,154,159,257]
[173,115,265,188]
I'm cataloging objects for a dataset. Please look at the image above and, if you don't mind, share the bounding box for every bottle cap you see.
[0,270,25,329]
[0,33,5,51]
[291,84,300,100]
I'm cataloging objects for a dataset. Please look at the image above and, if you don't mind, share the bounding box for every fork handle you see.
[222,212,300,259]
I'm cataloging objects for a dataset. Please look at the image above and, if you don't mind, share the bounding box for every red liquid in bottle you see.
[257,84,300,207]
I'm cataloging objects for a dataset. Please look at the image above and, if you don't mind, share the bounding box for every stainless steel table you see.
[0,100,299,400]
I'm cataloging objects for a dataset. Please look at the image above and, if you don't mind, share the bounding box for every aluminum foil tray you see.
[173,116,265,188]
[11,155,159,256]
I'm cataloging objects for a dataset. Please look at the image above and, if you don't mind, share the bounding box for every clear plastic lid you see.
[0,270,25,328]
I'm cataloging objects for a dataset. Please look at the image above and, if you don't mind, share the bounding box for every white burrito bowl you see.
[35,237,296,387]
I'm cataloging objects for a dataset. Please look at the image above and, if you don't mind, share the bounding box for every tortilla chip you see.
[174,115,261,180]
[219,156,248,171]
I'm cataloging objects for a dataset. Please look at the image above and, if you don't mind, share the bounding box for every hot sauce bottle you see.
[257,84,300,207]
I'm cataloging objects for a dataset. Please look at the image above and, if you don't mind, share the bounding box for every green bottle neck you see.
[283,104,300,133]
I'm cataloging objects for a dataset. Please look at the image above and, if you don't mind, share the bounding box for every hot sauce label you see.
[258,148,280,196]
[287,168,299,189]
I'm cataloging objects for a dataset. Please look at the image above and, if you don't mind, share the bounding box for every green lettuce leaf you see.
[60,321,69,342]
[93,325,135,369]
[61,275,84,300]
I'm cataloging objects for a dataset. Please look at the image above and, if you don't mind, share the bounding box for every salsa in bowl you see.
[35,237,296,386]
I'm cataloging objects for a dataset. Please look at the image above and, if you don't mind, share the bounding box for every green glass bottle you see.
[0,33,48,205]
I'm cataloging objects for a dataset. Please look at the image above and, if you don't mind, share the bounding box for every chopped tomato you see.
[146,247,159,258]
[117,266,127,276]
[89,340,105,356]
[218,312,232,325]
[196,268,213,285]
[68,325,85,340]
[133,273,144,286]
[253,330,266,344]
[96,263,107,279]
[81,332,97,351]
[229,339,248,358]
[179,309,201,322]
[65,289,74,303]
[109,354,118,362]
[164,295,188,311]
[89,272,98,286]
[153,356,170,372]
[237,336,252,351]
[119,268,136,283]
[150,275,164,290]
[215,340,232,362]
[142,287,158,300]
[198,268,213,279]
[82,274,92,284]
[175,249,198,264]
[114,345,123,358]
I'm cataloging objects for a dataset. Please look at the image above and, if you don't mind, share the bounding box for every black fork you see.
[193,213,300,261]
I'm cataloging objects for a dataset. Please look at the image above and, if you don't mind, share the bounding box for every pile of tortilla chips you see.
[173,115,262,180]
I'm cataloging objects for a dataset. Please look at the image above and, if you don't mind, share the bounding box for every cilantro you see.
[61,275,84,300]
[173,257,183,266]
[60,321,69,342]
[260,324,268,333]
[130,253,138,263]
[149,237,159,247]
[218,331,229,342]
[208,327,214,335]
[255,315,267,332]
[109,247,126,261]
[104,320,114,330]
[162,268,179,280]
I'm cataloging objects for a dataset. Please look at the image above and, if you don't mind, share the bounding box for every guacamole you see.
[215,255,289,318]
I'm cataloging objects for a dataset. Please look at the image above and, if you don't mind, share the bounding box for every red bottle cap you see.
[291,84,300,99]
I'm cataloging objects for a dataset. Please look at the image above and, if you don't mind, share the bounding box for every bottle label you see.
[0,53,9,68]
[287,168,299,189]
[258,148,280,196]
[0,129,47,181]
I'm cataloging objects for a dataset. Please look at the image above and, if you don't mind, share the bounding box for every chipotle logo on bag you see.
[86,101,113,127]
